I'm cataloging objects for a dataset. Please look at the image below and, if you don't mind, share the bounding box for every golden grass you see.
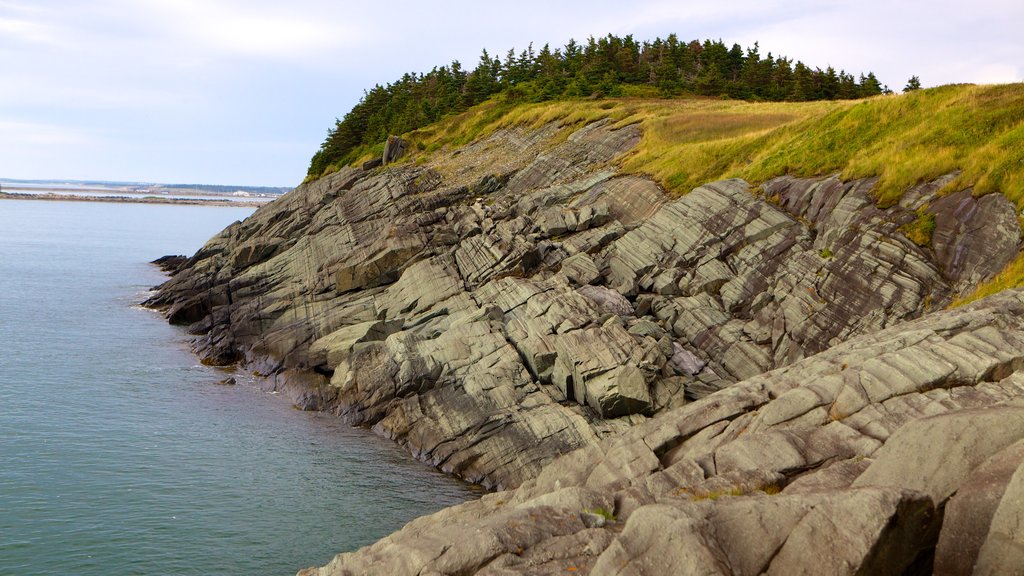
[899,209,937,247]
[678,482,783,500]
[390,83,1024,212]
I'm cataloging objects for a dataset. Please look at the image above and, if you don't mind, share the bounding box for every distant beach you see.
[0,185,273,208]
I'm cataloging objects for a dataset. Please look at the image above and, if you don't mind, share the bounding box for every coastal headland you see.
[148,83,1024,574]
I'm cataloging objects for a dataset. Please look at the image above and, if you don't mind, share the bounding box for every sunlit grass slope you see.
[394,83,1024,210]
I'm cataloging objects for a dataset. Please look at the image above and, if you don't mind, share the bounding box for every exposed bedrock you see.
[301,290,1024,575]
[148,119,1021,492]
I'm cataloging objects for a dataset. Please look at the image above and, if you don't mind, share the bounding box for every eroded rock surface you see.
[144,117,1024,573]
[149,120,1020,493]
[301,290,1024,576]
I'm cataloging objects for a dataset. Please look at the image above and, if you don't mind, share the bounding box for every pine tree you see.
[904,76,922,92]
[790,62,813,101]
[860,72,883,97]
[307,34,890,178]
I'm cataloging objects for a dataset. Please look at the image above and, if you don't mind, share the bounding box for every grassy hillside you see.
[340,83,1024,302]
[396,83,1024,208]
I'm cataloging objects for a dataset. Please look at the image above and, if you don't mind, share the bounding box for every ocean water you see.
[0,200,477,575]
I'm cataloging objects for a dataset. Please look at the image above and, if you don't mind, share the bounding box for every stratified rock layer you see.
[149,119,1020,493]
[147,118,1024,573]
[300,290,1024,576]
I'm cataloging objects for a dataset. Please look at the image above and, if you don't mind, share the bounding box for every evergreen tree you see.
[790,62,813,101]
[306,34,890,178]
[860,72,883,97]
[904,75,922,92]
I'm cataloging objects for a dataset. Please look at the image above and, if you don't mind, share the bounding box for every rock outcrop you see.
[300,290,1024,575]
[382,135,408,165]
[148,119,1019,491]
[146,117,1024,573]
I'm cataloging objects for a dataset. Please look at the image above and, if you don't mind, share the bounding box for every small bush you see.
[900,209,937,247]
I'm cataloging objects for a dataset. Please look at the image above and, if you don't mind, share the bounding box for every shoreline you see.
[0,191,271,208]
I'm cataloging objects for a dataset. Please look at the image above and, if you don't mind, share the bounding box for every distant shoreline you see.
[0,191,269,208]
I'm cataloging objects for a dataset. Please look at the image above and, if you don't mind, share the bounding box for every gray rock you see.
[583,365,651,417]
[930,188,1021,291]
[381,135,407,164]
[559,252,600,286]
[144,117,1024,576]
[852,405,1024,502]
[576,284,634,316]
[668,342,705,375]
[974,451,1024,575]
[361,158,383,170]
[935,439,1024,576]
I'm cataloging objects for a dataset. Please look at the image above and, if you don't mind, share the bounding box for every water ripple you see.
[0,201,477,575]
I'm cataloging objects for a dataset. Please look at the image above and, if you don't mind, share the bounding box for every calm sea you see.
[0,200,476,575]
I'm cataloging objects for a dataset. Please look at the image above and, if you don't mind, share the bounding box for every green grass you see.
[373,83,1024,211]
[900,209,937,247]
[584,507,617,521]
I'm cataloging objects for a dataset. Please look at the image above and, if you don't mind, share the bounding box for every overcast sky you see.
[1,0,1021,187]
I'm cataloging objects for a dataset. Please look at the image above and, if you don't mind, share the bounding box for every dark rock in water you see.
[217,376,237,386]
[151,254,188,273]
[382,135,407,165]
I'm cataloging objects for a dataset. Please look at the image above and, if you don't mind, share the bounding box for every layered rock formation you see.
[147,117,1024,573]
[300,290,1024,575]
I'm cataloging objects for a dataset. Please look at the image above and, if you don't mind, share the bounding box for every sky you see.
[1,0,1021,187]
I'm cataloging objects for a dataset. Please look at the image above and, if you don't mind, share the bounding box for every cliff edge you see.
[146,89,1024,573]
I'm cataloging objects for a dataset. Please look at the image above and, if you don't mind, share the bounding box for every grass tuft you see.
[900,209,937,247]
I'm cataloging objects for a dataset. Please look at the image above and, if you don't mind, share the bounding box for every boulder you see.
[381,135,408,164]
[929,188,1020,291]
[852,405,1024,502]
[935,439,1024,575]
[559,253,600,286]
[584,365,651,418]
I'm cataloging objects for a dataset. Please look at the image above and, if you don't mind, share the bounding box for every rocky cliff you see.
[148,114,1024,573]
[298,289,1024,575]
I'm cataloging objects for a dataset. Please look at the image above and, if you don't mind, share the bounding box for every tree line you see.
[309,34,889,177]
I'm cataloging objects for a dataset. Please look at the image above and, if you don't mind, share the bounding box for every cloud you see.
[0,2,71,48]
[0,15,61,45]
[1,0,1022,185]
[130,0,366,60]
[950,62,1021,86]
[0,119,95,145]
